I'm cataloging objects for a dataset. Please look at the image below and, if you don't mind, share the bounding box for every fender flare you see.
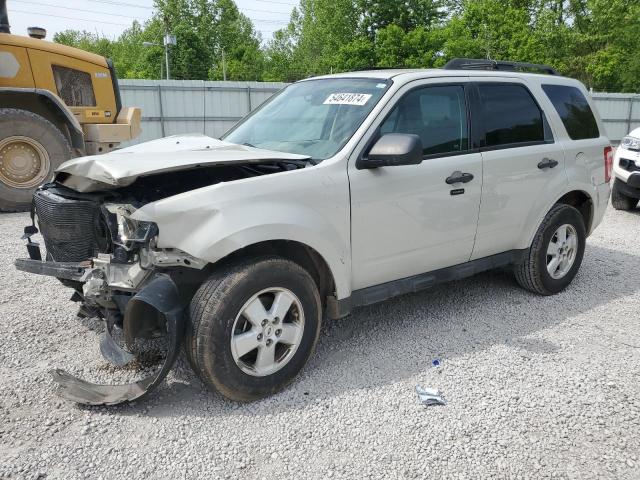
[0,87,85,149]
[194,225,351,300]
[522,186,596,248]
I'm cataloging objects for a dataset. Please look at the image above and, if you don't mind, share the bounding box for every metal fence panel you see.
[118,80,287,146]
[118,80,639,146]
[592,93,640,142]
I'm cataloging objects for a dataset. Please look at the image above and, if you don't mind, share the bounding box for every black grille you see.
[34,189,109,262]
[620,158,640,173]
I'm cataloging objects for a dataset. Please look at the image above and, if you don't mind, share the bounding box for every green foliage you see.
[53,0,640,92]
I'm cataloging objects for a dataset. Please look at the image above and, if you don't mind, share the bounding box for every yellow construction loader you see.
[0,0,141,211]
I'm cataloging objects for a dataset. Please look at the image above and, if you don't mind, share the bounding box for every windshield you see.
[223,78,390,160]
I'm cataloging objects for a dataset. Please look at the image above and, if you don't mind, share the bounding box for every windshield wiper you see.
[242,142,318,166]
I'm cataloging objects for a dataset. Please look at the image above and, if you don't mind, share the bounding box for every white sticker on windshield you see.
[323,93,372,106]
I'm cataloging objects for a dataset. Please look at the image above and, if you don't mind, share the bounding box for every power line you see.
[243,7,292,15]
[252,18,289,24]
[13,0,146,19]
[10,8,133,26]
[85,0,153,10]
[252,0,299,5]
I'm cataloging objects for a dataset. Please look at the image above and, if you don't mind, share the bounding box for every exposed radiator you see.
[34,188,110,262]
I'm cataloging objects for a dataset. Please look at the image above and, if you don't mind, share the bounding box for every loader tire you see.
[0,108,73,212]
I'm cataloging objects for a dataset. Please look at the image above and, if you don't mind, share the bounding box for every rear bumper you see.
[591,181,611,235]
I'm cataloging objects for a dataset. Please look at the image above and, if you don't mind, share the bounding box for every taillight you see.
[604,146,614,183]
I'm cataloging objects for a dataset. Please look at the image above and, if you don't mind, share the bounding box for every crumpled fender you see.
[50,275,184,406]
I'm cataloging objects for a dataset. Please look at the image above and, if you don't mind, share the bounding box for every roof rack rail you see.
[443,58,559,76]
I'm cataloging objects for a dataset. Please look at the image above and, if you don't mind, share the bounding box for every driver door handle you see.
[446,171,474,185]
[537,158,559,169]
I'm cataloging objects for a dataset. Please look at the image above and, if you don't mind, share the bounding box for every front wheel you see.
[186,256,322,402]
[515,203,586,295]
[611,179,638,211]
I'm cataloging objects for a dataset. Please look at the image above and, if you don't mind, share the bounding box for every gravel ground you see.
[1,206,640,479]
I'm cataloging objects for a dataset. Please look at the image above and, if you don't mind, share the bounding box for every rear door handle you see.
[446,171,474,184]
[537,158,559,169]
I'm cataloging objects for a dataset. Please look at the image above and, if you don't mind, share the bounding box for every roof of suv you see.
[309,68,575,83]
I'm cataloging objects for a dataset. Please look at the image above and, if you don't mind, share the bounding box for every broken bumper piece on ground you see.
[50,275,185,406]
[415,385,447,406]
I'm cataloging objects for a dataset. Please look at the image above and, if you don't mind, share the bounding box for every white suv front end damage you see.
[14,134,321,405]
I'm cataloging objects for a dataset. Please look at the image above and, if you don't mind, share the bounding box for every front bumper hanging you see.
[15,258,88,281]
[50,275,185,406]
[14,255,186,406]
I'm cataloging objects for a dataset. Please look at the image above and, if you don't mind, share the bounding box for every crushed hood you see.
[55,134,310,192]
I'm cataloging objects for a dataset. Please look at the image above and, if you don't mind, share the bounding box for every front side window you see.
[52,65,96,107]
[542,84,599,140]
[478,84,545,147]
[224,78,390,160]
[380,85,469,155]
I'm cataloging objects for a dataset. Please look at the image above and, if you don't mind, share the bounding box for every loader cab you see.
[0,32,121,124]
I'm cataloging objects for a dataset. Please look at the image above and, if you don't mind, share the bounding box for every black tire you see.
[514,203,586,295]
[611,179,638,211]
[186,256,322,402]
[0,108,73,212]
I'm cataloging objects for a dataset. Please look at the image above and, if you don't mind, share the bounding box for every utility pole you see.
[163,34,176,80]
[143,35,176,80]
[221,48,227,81]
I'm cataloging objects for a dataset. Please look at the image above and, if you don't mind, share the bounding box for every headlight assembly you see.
[621,136,640,151]
[104,204,157,250]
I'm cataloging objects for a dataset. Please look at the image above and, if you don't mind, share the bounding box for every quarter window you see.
[478,84,546,147]
[52,65,96,107]
[542,84,599,140]
[380,85,469,155]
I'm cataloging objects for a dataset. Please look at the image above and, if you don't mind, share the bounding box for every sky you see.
[6,0,297,41]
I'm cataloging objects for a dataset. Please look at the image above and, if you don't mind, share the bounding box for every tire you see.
[186,256,322,402]
[611,179,638,211]
[514,203,586,295]
[0,108,73,212]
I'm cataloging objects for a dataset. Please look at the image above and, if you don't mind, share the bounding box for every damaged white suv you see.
[15,59,612,405]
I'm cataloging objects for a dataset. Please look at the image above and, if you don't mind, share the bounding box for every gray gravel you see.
[1,206,640,479]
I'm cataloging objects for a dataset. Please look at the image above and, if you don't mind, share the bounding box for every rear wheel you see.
[611,179,638,211]
[515,203,586,295]
[186,256,322,402]
[0,108,73,212]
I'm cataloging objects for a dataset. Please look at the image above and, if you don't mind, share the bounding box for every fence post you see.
[246,85,252,112]
[202,80,206,134]
[157,84,165,137]
[627,96,636,135]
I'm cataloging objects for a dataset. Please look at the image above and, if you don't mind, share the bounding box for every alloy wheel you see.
[546,223,578,280]
[230,287,305,377]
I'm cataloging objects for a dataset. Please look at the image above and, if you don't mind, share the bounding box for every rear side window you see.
[541,84,599,140]
[478,84,546,147]
[52,65,96,107]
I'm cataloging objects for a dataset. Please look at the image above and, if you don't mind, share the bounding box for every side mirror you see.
[357,133,423,169]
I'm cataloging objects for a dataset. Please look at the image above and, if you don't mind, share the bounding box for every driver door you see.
[348,79,483,290]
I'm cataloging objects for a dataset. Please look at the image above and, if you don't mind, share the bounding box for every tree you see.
[53,0,640,91]
[357,0,447,37]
